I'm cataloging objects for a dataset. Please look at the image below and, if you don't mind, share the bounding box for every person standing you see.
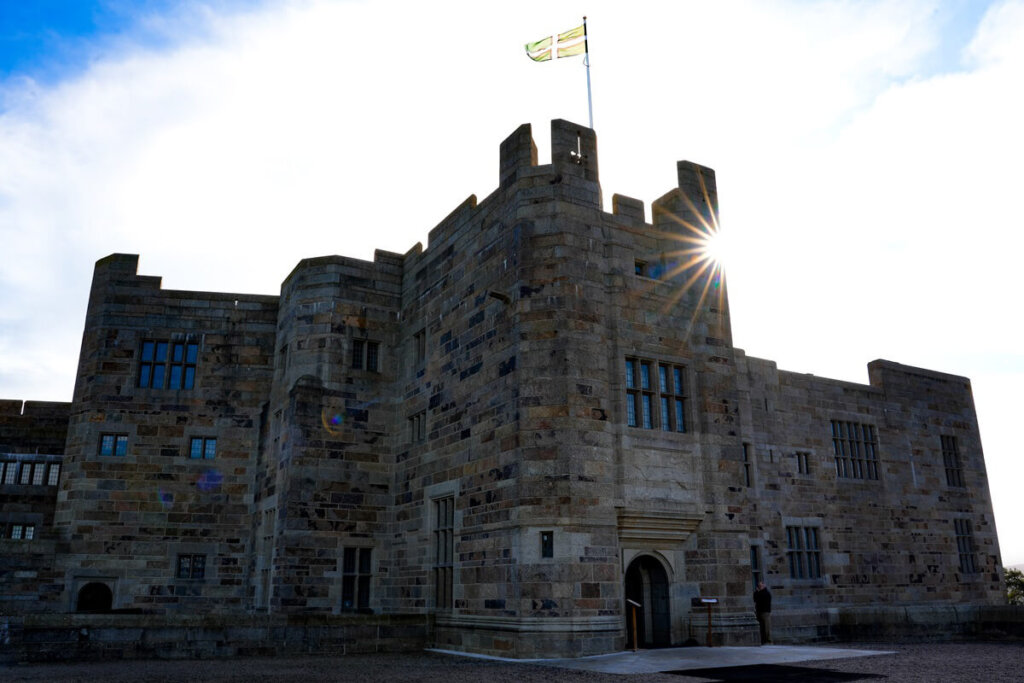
[753,581,772,644]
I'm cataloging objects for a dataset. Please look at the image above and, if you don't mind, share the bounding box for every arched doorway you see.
[76,582,113,612]
[624,555,671,648]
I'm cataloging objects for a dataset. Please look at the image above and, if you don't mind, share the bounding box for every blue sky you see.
[0,1,177,79]
[1,0,1023,568]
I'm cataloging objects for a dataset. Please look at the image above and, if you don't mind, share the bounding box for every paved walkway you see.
[431,644,892,675]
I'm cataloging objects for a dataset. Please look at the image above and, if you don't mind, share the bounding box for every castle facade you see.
[0,120,1004,657]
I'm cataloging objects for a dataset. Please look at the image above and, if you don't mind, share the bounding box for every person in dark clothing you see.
[753,581,772,644]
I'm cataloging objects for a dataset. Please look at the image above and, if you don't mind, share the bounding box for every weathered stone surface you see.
[0,119,1005,658]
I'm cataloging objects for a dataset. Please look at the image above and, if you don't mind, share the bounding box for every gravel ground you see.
[2,642,1023,682]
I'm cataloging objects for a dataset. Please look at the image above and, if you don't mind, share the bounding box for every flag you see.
[525,36,553,62]
[525,23,585,61]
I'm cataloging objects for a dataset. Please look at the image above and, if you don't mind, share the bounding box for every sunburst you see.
[634,178,729,337]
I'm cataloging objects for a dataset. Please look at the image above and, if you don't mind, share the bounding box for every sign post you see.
[691,597,718,648]
[625,598,641,652]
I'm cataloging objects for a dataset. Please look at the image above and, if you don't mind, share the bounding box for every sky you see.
[0,0,1021,566]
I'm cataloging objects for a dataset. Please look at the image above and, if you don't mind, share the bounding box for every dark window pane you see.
[169,365,182,389]
[357,575,370,610]
[352,340,364,369]
[173,343,184,362]
[115,436,128,456]
[139,364,152,388]
[367,342,379,372]
[101,435,114,456]
[343,547,356,573]
[155,342,168,362]
[186,343,199,363]
[359,548,372,574]
[142,341,155,361]
[152,365,165,389]
[342,576,355,609]
[184,366,195,390]
[204,439,217,459]
[190,439,203,459]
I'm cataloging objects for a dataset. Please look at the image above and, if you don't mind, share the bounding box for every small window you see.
[786,526,822,579]
[47,463,61,486]
[414,328,426,364]
[750,545,763,590]
[189,437,217,459]
[139,340,198,390]
[351,339,381,372]
[99,434,129,457]
[11,524,24,540]
[634,260,647,276]
[831,420,879,480]
[19,465,32,484]
[743,443,754,487]
[1,462,16,484]
[31,463,46,486]
[942,435,964,487]
[541,531,554,558]
[796,451,811,475]
[176,553,207,579]
[433,496,455,610]
[409,411,427,443]
[341,547,373,612]
[625,357,686,431]
[954,519,977,574]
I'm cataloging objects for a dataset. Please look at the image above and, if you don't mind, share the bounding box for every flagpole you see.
[583,16,593,129]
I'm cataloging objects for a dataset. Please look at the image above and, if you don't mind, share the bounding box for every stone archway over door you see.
[624,555,671,648]
[76,582,113,612]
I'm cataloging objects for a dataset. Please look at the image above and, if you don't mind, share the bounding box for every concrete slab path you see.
[430,644,892,675]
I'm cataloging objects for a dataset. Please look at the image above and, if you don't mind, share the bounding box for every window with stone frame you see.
[830,420,879,480]
[138,340,199,390]
[942,435,965,487]
[176,553,206,579]
[352,339,381,372]
[742,443,754,487]
[341,547,373,612]
[189,437,217,459]
[786,526,822,579]
[625,357,686,431]
[954,518,977,574]
[409,411,427,443]
[99,433,129,457]
[413,328,427,365]
[750,545,763,590]
[10,524,35,540]
[433,495,455,610]
[795,451,812,475]
[47,463,61,486]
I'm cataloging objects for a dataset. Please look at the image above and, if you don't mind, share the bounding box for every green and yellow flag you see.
[525,23,586,61]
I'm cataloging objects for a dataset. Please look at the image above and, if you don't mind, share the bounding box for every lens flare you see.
[157,488,174,509]
[197,469,223,492]
[321,408,345,436]
[632,175,730,336]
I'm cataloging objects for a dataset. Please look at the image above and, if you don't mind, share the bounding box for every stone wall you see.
[54,254,279,613]
[0,613,427,664]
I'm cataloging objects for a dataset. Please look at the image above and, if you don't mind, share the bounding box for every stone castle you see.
[0,120,1006,658]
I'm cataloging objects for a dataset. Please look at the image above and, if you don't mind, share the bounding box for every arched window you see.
[76,582,113,612]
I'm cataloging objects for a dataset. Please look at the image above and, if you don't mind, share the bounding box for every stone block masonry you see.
[0,119,1007,659]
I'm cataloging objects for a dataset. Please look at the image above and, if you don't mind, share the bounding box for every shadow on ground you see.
[667,664,886,682]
